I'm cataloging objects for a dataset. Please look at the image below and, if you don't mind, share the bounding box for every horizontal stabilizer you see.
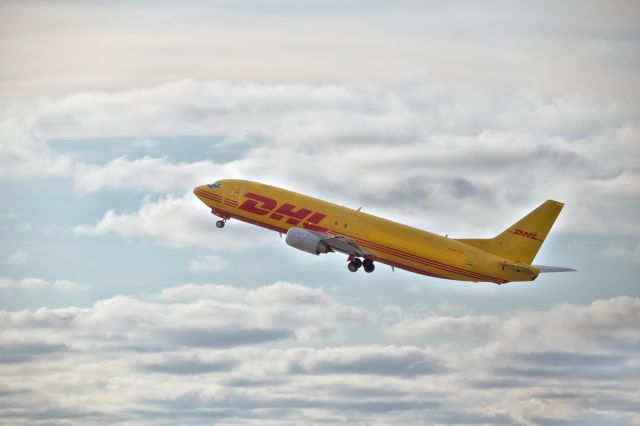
[533,265,576,273]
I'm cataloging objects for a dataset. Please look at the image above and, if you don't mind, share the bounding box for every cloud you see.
[2,2,639,422]
[0,281,367,349]
[74,193,273,251]
[189,254,228,272]
[1,78,638,238]
[2,1,639,100]
[73,156,225,194]
[137,355,235,375]
[164,327,293,348]
[494,296,640,353]
[0,341,68,364]
[600,241,640,263]
[386,315,499,342]
[152,283,247,302]
[4,250,29,265]
[0,285,637,424]
[0,106,71,181]
[284,346,444,376]
[26,80,628,238]
[491,351,631,383]
[387,296,640,353]
[0,277,87,292]
[0,213,31,232]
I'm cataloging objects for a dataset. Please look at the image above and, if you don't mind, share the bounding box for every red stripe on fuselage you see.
[224,210,288,234]
[351,237,502,283]
[196,190,221,202]
[207,205,506,283]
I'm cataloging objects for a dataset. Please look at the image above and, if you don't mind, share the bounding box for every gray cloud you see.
[164,327,293,348]
[286,346,444,376]
[514,351,627,368]
[494,365,629,382]
[492,351,633,382]
[2,1,639,424]
[24,80,629,241]
[431,411,514,425]
[2,1,638,100]
[138,356,235,375]
[0,287,638,424]
[0,341,68,364]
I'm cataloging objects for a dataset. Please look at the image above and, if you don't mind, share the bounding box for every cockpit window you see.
[207,182,223,189]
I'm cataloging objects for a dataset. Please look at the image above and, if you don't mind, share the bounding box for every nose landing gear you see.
[212,210,229,229]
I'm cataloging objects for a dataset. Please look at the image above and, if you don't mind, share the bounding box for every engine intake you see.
[285,228,332,255]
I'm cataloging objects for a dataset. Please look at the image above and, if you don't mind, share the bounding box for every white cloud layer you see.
[74,192,274,251]
[0,106,71,180]
[601,241,640,263]
[0,283,637,425]
[4,250,29,265]
[56,80,640,240]
[189,254,228,272]
[2,2,639,424]
[387,296,640,353]
[73,157,220,194]
[1,0,639,98]
[0,276,87,292]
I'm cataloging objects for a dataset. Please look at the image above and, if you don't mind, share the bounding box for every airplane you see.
[193,179,574,284]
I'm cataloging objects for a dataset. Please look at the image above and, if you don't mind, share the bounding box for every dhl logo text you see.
[239,192,327,228]
[512,228,541,241]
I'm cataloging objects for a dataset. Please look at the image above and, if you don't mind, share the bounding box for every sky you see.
[0,0,639,424]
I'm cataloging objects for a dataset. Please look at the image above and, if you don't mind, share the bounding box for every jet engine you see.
[285,228,332,255]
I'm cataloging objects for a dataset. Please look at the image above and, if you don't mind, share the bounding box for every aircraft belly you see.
[363,227,509,283]
[361,238,482,282]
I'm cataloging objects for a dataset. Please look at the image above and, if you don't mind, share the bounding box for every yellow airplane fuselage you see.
[194,179,549,284]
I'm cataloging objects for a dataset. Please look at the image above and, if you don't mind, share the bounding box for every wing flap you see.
[322,234,369,257]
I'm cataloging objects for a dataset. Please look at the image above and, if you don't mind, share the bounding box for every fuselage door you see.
[232,182,245,202]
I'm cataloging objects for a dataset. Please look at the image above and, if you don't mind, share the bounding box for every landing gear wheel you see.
[216,220,225,228]
[363,259,375,273]
[352,258,363,268]
[348,261,360,272]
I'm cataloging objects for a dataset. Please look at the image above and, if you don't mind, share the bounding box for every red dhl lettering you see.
[238,192,277,215]
[239,192,327,228]
[513,228,540,240]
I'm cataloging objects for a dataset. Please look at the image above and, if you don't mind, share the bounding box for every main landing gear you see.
[216,219,226,228]
[348,257,375,273]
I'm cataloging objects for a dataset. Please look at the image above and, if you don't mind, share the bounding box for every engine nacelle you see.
[285,228,332,255]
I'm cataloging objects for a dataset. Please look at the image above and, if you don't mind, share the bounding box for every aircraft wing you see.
[322,233,370,257]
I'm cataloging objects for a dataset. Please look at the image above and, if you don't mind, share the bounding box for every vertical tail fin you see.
[457,200,564,264]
